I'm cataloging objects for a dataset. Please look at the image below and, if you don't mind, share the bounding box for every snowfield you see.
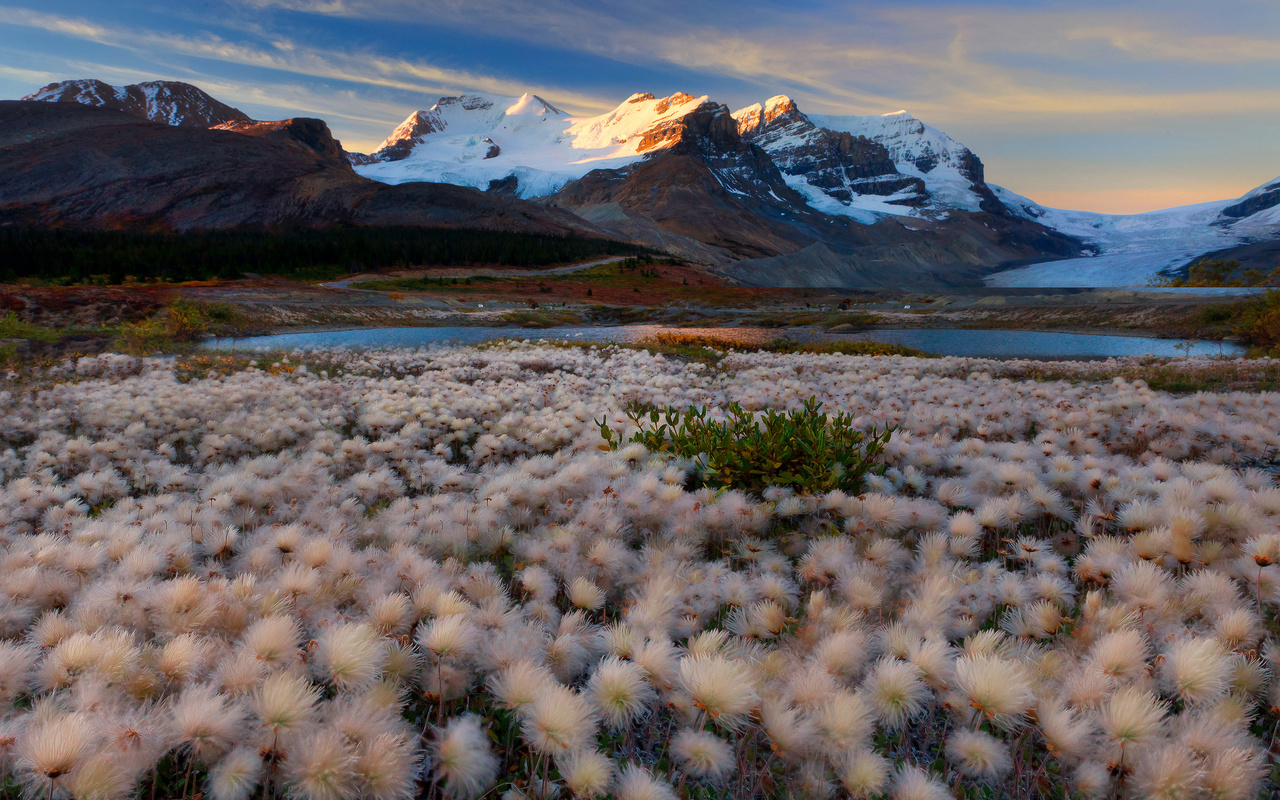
[986,182,1280,288]
[2,344,1280,800]
[355,92,711,199]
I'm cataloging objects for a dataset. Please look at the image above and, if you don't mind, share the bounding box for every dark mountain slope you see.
[0,101,605,236]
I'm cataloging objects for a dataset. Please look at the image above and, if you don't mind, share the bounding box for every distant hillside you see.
[23,78,250,128]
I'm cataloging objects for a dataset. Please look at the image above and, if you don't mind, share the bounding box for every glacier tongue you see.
[985,183,1280,287]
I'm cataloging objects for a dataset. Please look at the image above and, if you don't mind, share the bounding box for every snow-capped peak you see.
[22,79,249,128]
[733,95,991,218]
[357,90,717,198]
[565,91,709,153]
[505,92,562,121]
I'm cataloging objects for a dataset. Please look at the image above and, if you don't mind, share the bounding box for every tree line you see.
[0,227,645,284]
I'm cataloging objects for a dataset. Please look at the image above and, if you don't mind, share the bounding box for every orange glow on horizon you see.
[1027,186,1251,216]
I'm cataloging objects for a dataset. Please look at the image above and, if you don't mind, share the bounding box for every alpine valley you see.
[9,78,1280,288]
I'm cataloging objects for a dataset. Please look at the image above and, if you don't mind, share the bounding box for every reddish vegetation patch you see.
[0,285,175,327]
[385,263,798,307]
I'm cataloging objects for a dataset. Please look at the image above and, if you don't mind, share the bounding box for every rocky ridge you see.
[23,79,250,128]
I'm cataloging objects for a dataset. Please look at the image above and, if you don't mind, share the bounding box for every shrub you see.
[1156,259,1279,288]
[598,397,892,496]
[0,312,61,343]
[115,317,170,354]
[115,300,252,353]
[1234,290,1280,352]
[163,299,212,342]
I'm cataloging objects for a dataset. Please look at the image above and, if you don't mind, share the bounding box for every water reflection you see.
[206,326,1245,359]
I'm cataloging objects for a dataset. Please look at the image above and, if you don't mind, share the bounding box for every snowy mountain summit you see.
[356,91,743,198]
[356,90,1005,224]
[23,79,249,128]
[733,95,1000,221]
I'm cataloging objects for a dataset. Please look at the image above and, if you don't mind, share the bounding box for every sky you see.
[1,0,1276,214]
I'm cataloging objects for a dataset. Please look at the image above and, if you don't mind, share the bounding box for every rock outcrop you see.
[211,118,351,166]
[1221,180,1280,220]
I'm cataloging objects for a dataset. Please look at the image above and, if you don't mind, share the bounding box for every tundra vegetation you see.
[0,343,1279,800]
[1156,260,1280,289]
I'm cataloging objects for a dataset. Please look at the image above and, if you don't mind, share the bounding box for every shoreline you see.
[249,320,1240,343]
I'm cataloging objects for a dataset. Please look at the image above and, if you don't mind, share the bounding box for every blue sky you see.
[1,0,1276,213]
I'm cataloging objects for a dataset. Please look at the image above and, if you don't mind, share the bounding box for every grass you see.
[583,305,670,324]
[115,299,256,355]
[1001,357,1280,393]
[736,310,883,328]
[350,260,662,293]
[0,311,66,343]
[1150,258,1280,288]
[634,332,931,360]
[352,261,773,307]
[474,333,932,366]
[0,311,120,369]
[496,309,586,328]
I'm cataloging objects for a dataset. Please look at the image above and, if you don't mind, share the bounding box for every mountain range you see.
[10,78,1280,288]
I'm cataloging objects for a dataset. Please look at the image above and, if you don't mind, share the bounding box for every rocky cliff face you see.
[735,96,922,205]
[371,109,443,162]
[212,118,351,166]
[1221,179,1280,220]
[549,96,1081,281]
[734,96,1011,217]
[23,79,250,128]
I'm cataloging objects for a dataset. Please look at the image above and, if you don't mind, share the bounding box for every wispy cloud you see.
[0,4,619,115]
[229,0,1280,122]
[0,63,60,87]
[3,0,1277,211]
[0,6,109,40]
[1063,25,1280,63]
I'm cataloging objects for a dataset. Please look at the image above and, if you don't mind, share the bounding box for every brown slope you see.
[0,101,605,236]
[550,99,824,263]
[551,132,1081,286]
[545,91,1082,286]
[552,153,810,262]
[553,153,1083,286]
[211,118,350,162]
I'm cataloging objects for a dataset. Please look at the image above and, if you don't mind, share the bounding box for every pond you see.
[206,325,1245,359]
[853,329,1243,358]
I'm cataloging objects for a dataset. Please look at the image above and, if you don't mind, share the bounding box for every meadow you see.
[2,342,1280,800]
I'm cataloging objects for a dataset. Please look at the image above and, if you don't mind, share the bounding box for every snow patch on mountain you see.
[781,173,917,225]
[22,79,249,128]
[732,95,990,221]
[808,109,984,212]
[355,91,711,199]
